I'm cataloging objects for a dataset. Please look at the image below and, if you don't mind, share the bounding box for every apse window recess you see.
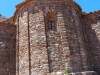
[48,21,55,30]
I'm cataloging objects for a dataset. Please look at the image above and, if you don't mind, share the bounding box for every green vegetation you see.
[63,67,68,74]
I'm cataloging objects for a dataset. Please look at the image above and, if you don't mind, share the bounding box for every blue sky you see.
[0,0,100,18]
[74,0,100,12]
[0,0,23,18]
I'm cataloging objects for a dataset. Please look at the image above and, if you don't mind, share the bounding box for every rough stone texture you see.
[18,12,30,75]
[0,22,16,75]
[14,0,98,75]
[2,16,14,24]
[81,11,100,75]
[29,11,49,75]
[47,71,98,75]
[0,0,100,75]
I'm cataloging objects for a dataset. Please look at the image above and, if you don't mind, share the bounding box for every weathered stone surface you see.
[14,0,100,75]
[0,22,16,75]
[81,12,100,75]
[47,71,97,75]
[0,0,100,75]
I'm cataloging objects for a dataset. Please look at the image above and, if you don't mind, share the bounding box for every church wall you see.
[15,2,49,75]
[0,0,100,75]
[81,12,100,74]
[14,0,91,75]
[12,0,100,75]
[0,23,16,75]
[2,16,14,24]
[16,12,30,75]
[61,3,88,72]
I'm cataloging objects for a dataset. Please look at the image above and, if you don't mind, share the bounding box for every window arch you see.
[46,11,57,30]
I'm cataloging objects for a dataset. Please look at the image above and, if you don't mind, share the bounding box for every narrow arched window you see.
[48,21,55,30]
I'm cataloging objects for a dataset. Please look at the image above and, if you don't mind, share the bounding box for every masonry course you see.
[0,0,100,75]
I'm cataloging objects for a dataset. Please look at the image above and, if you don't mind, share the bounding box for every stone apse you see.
[0,0,100,75]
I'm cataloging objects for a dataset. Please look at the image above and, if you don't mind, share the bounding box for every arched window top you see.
[46,11,57,30]
[47,11,56,20]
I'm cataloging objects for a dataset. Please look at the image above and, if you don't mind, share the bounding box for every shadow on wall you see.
[82,16,100,75]
[0,23,16,75]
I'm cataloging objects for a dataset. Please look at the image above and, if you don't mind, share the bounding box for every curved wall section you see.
[15,0,89,75]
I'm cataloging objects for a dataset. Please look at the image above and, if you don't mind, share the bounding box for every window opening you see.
[48,21,55,30]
